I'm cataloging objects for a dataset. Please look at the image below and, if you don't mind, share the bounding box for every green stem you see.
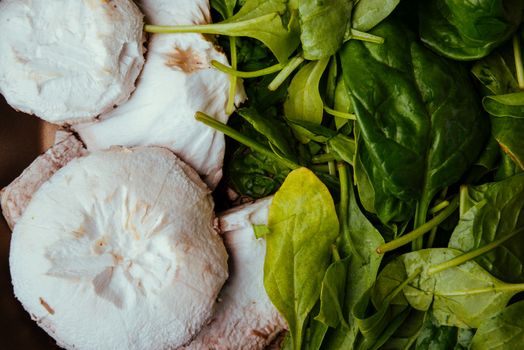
[337,162,357,258]
[427,197,450,248]
[195,112,300,169]
[312,153,336,164]
[328,161,337,176]
[412,192,434,251]
[376,197,459,254]
[385,268,423,304]
[332,245,341,262]
[211,60,285,78]
[226,37,238,115]
[348,29,384,44]
[310,164,330,172]
[437,283,524,297]
[145,14,274,35]
[324,106,357,120]
[428,227,524,276]
[268,54,304,91]
[428,200,449,215]
[513,34,524,90]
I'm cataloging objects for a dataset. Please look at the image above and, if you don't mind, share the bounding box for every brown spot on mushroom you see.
[251,329,269,339]
[165,47,206,73]
[39,297,55,315]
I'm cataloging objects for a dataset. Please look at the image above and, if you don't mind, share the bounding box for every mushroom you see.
[3,137,287,349]
[74,0,246,188]
[184,197,287,350]
[0,0,145,124]
[1,132,86,229]
[9,147,229,349]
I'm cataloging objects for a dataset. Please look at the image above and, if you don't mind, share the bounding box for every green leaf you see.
[321,174,385,349]
[351,0,400,32]
[306,318,329,350]
[353,274,417,350]
[419,0,523,60]
[333,78,354,130]
[211,0,237,19]
[237,107,297,159]
[264,168,339,350]
[252,224,270,239]
[228,139,290,198]
[415,311,475,350]
[299,0,353,60]
[471,52,520,95]
[449,173,524,282]
[483,92,524,169]
[315,257,351,329]
[377,248,524,328]
[146,0,300,63]
[284,58,330,143]
[340,20,488,224]
[471,300,524,349]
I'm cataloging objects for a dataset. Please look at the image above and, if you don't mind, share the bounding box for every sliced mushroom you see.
[1,132,86,229]
[74,0,246,188]
[183,197,287,350]
[9,147,228,349]
[0,0,145,124]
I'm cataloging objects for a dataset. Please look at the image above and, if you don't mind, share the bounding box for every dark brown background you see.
[0,96,59,349]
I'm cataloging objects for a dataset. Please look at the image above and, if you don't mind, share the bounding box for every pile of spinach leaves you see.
[148,1,524,348]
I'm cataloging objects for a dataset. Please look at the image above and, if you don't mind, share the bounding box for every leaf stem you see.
[312,153,336,164]
[211,60,285,78]
[144,14,275,35]
[376,197,459,254]
[195,112,300,169]
[428,200,449,215]
[428,227,524,276]
[323,106,356,120]
[268,54,304,91]
[226,37,238,115]
[348,29,384,44]
[513,34,524,90]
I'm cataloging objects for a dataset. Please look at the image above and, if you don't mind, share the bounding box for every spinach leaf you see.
[419,0,523,60]
[353,277,414,350]
[351,0,400,32]
[495,151,523,181]
[471,300,524,349]
[211,0,237,19]
[299,0,353,60]
[146,0,300,63]
[321,173,385,349]
[264,168,339,350]
[484,92,524,169]
[449,173,524,283]
[415,311,475,350]
[466,137,501,184]
[471,52,520,95]
[333,78,354,130]
[229,146,290,198]
[284,58,330,142]
[315,256,351,329]
[237,107,297,159]
[377,248,524,328]
[340,20,488,225]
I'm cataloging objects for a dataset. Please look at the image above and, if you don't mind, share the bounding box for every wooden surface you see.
[0,96,60,349]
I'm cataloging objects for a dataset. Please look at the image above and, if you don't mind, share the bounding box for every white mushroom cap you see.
[0,0,145,124]
[74,0,246,188]
[9,147,228,350]
[184,197,287,350]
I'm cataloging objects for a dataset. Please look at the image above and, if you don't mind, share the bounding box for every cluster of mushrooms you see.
[0,0,286,349]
